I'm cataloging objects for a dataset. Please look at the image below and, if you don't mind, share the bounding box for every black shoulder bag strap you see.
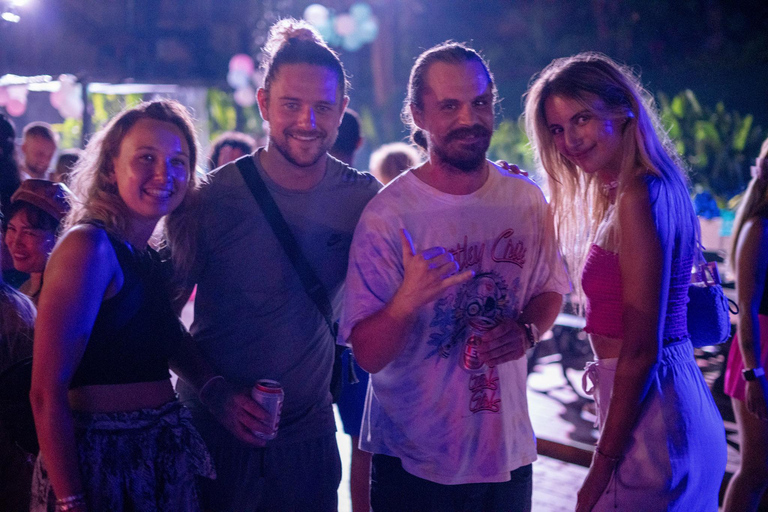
[235,155,338,339]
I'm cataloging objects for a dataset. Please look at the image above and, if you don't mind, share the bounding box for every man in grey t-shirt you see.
[176,19,379,512]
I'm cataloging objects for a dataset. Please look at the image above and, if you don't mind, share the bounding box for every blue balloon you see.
[350,3,372,22]
[227,69,250,90]
[342,33,364,52]
[357,17,378,43]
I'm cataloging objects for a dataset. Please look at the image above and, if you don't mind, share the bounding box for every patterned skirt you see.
[31,399,215,512]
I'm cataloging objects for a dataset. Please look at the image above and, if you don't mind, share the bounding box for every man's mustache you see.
[445,125,492,144]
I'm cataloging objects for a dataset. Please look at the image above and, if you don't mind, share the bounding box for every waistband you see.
[72,398,188,431]
[658,338,694,366]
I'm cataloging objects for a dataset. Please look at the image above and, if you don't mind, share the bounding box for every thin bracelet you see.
[594,446,622,464]
[198,375,225,403]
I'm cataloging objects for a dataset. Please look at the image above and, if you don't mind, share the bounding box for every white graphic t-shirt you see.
[340,163,571,485]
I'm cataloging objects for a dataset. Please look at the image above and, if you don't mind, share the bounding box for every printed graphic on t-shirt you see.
[448,228,528,272]
[427,269,522,414]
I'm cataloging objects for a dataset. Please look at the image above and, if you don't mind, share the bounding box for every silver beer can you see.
[251,379,284,440]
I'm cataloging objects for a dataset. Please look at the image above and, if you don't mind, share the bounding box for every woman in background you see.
[4,179,70,304]
[30,100,215,512]
[722,138,768,512]
[0,199,37,512]
[525,52,726,511]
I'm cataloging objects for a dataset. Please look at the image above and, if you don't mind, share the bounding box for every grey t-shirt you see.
[178,151,379,445]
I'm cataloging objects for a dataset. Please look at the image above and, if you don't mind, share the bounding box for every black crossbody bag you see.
[235,156,356,402]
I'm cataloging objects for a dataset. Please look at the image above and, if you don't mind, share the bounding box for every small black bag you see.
[0,357,38,454]
[687,253,738,348]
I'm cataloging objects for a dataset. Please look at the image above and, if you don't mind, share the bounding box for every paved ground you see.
[336,335,741,512]
[335,417,586,512]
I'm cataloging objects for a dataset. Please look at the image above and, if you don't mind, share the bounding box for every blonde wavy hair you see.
[524,52,698,295]
[64,99,202,282]
[730,137,768,271]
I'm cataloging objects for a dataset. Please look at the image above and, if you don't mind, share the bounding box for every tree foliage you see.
[659,89,764,201]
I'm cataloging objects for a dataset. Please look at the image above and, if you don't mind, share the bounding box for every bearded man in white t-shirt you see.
[340,42,571,512]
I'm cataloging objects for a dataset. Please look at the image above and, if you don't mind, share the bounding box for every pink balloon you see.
[50,88,64,109]
[7,85,27,101]
[229,54,255,74]
[58,98,82,119]
[334,14,356,37]
[233,86,257,107]
[6,98,26,117]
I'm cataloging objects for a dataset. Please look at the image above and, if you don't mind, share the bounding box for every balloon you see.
[350,3,372,21]
[7,85,27,101]
[58,73,77,85]
[342,33,364,52]
[65,83,82,105]
[0,87,8,106]
[57,74,78,95]
[250,69,265,88]
[314,19,337,45]
[358,17,378,43]
[58,96,83,119]
[303,4,329,26]
[334,13,356,37]
[50,88,64,109]
[227,69,250,90]
[5,98,26,117]
[233,86,257,108]
[228,53,255,74]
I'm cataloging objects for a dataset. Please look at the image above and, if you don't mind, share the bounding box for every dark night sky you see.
[2,0,767,135]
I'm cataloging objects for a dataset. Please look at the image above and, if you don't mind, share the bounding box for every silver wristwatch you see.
[522,322,540,350]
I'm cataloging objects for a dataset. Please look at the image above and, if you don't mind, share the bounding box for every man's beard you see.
[432,125,492,173]
[269,129,329,168]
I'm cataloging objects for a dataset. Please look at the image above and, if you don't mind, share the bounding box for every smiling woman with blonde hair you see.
[29,100,215,512]
[525,52,726,511]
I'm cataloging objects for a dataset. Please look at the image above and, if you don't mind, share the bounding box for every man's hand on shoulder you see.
[495,160,528,177]
[200,378,275,447]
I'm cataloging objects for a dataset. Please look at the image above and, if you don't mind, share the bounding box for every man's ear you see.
[256,88,269,122]
[411,103,426,130]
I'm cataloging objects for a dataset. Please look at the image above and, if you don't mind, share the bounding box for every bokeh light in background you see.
[302,3,378,52]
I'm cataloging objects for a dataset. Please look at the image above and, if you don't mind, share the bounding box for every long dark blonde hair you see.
[64,99,202,279]
[524,52,698,289]
[730,137,768,272]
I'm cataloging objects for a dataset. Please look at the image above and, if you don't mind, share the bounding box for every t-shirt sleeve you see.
[529,190,572,296]
[339,207,404,345]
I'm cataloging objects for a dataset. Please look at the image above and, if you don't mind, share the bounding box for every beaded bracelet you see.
[56,492,86,511]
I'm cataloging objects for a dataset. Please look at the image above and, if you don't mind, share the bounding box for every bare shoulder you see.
[50,224,116,273]
[617,175,654,226]
[740,216,767,242]
[738,216,768,258]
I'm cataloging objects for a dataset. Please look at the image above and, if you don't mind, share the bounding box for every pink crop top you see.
[581,243,692,342]
[582,244,623,338]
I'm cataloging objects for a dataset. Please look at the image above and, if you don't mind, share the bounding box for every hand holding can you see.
[251,379,284,440]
